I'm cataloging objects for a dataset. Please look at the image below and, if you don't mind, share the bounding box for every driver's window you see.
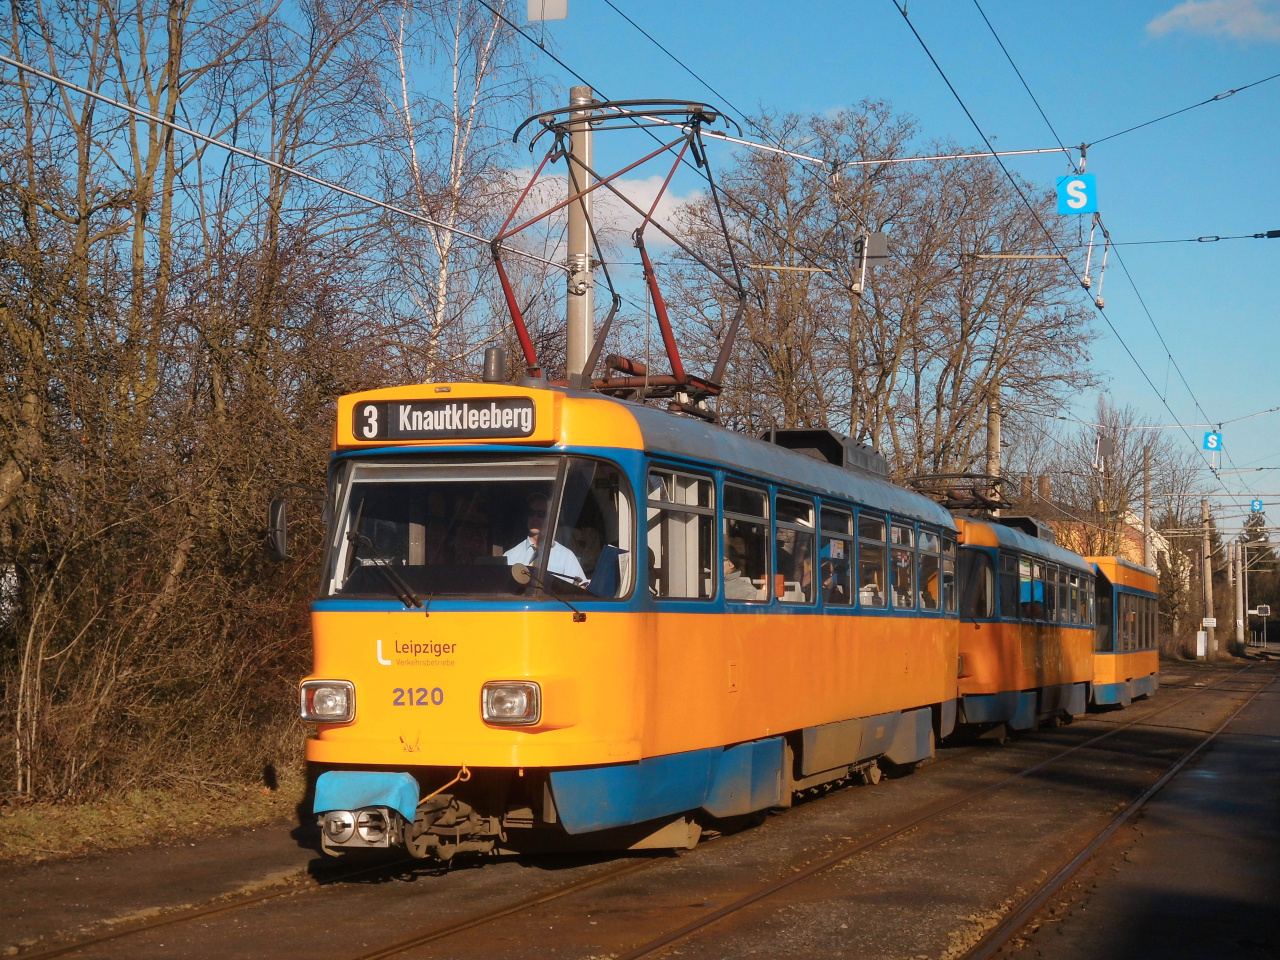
[553,459,635,598]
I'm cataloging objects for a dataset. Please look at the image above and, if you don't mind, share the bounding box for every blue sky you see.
[523,0,1280,528]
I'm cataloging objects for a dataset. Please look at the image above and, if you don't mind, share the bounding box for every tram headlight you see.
[300,680,355,723]
[481,681,541,725]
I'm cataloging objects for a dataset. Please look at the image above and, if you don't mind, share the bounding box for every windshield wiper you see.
[346,530,425,612]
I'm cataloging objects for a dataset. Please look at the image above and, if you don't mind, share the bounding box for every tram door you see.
[1095,574,1114,653]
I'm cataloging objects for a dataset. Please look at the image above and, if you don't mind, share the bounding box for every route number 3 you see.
[361,403,379,439]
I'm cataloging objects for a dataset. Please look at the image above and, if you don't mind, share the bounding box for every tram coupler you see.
[405,794,502,861]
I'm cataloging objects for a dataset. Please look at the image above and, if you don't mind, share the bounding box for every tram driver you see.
[505,493,587,585]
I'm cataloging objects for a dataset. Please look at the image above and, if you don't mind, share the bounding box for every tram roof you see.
[331,382,953,528]
[614,396,955,529]
[979,519,1094,574]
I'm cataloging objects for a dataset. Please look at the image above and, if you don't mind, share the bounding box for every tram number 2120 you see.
[392,687,445,707]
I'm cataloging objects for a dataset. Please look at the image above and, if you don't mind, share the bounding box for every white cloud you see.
[1146,0,1280,40]
[594,174,703,243]
[507,170,702,251]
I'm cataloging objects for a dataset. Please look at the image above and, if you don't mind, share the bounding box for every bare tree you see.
[666,105,1097,477]
[0,0,540,800]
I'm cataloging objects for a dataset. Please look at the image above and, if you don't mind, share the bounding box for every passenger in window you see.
[724,542,763,601]
[796,539,814,600]
[505,493,587,585]
[821,559,847,604]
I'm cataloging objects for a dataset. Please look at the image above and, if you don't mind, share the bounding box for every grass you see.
[0,765,307,866]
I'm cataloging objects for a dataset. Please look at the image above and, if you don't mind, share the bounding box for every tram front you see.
[294,382,645,859]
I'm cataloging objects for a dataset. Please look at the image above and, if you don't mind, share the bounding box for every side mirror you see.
[268,497,288,561]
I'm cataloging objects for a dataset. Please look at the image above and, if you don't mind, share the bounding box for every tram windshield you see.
[322,457,634,600]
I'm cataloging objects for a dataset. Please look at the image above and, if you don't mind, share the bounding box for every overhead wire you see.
[0,53,571,274]
[599,0,754,136]
[480,0,880,316]
[1100,231,1280,246]
[893,0,1256,522]
[1088,69,1280,147]
[1103,241,1264,507]
[530,0,1128,452]
[970,0,1075,169]
[477,0,1268,505]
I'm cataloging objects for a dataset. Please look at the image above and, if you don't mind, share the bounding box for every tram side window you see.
[1045,563,1059,622]
[1019,557,1038,619]
[943,536,958,613]
[999,552,1020,619]
[857,514,887,608]
[723,482,770,602]
[1058,568,1070,623]
[1087,577,1097,629]
[776,496,816,604]
[1069,574,1080,624]
[890,522,916,609]
[647,469,715,600]
[1118,593,1134,651]
[959,548,995,619]
[819,507,854,605]
[918,529,942,611]
[1035,562,1050,620]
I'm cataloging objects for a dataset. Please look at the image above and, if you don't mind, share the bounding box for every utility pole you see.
[1233,540,1246,654]
[986,382,1001,517]
[565,85,595,381]
[1142,444,1152,568]
[1244,545,1254,650]
[1201,497,1216,658]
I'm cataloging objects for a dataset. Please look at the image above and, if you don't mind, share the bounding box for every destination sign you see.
[352,397,535,441]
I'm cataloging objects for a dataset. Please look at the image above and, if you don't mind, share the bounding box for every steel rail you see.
[346,856,662,960]
[609,665,1261,960]
[960,668,1278,960]
[18,855,421,960]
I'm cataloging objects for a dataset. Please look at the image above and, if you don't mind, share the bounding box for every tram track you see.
[16,855,422,960]
[336,665,1259,960]
[350,856,663,960]
[607,665,1269,960]
[16,664,1257,960]
[957,668,1279,960]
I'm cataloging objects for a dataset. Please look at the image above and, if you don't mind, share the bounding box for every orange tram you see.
[280,380,1160,861]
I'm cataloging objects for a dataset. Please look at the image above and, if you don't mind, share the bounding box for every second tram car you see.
[954,518,1097,731]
